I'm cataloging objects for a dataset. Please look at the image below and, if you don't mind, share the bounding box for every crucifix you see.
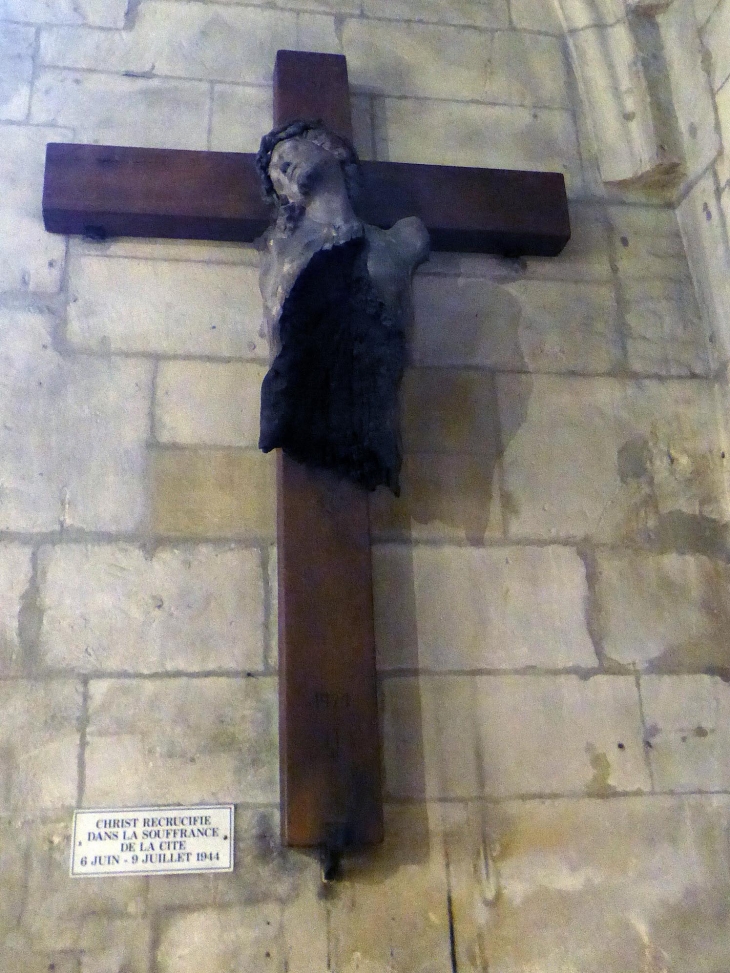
[43,50,570,878]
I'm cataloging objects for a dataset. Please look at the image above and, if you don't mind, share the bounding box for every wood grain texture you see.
[274,49,354,142]
[277,455,383,848]
[272,48,383,851]
[42,142,270,242]
[43,149,570,255]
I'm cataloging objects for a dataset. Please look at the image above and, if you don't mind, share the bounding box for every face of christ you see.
[257,119,430,495]
[264,126,359,232]
[268,135,343,205]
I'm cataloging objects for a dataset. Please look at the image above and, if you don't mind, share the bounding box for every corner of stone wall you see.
[565,0,730,367]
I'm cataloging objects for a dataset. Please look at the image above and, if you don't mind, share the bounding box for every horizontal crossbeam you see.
[43,143,570,256]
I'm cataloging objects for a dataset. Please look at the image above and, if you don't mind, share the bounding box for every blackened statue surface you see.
[256,121,430,494]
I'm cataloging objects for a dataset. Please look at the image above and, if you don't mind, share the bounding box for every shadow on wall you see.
[369,276,532,872]
[371,277,529,548]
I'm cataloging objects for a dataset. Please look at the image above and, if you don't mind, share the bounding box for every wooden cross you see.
[43,50,570,872]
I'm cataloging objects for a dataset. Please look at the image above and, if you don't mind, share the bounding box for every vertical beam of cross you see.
[272,51,384,854]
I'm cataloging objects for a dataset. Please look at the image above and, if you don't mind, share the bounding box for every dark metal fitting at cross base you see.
[319,823,353,883]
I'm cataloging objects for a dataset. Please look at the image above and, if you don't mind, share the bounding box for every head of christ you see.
[256,121,360,232]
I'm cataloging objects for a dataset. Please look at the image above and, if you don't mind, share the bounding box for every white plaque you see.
[71,805,234,877]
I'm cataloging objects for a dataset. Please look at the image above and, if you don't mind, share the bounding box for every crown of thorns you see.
[256,120,361,204]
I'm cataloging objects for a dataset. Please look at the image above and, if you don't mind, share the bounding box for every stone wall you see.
[1,1,730,971]
[677,0,730,364]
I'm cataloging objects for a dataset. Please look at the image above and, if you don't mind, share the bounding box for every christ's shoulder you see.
[364,217,429,272]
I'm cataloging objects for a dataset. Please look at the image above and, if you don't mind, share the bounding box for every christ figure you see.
[256,121,430,495]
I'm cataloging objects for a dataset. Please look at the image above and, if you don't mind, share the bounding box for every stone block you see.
[157,904,290,973]
[79,923,153,973]
[362,0,508,27]
[369,453,503,544]
[0,124,70,292]
[596,552,730,672]
[210,84,274,153]
[0,943,117,973]
[0,24,34,122]
[510,0,564,32]
[26,916,152,973]
[609,204,694,281]
[0,309,152,533]
[156,873,330,973]
[519,0,625,31]
[150,448,276,541]
[376,97,583,191]
[294,13,342,56]
[85,676,278,805]
[0,681,80,813]
[413,277,621,374]
[153,839,332,973]
[0,544,33,674]
[657,1,722,183]
[702,0,730,92]
[612,238,716,376]
[40,3,298,84]
[146,807,319,913]
[344,20,569,108]
[631,383,730,524]
[498,375,730,542]
[483,30,571,110]
[444,795,730,973]
[382,674,649,799]
[623,277,713,376]
[2,0,127,26]
[511,280,621,374]
[38,543,265,673]
[67,255,266,359]
[327,805,452,973]
[31,70,210,150]
[373,544,597,671]
[400,368,497,454]
[155,361,266,448]
[626,282,701,390]
[343,19,487,102]
[642,675,730,791]
[504,375,605,536]
[571,22,659,183]
[0,944,83,973]
[16,816,147,956]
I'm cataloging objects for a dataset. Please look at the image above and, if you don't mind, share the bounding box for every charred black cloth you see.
[259,236,405,494]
